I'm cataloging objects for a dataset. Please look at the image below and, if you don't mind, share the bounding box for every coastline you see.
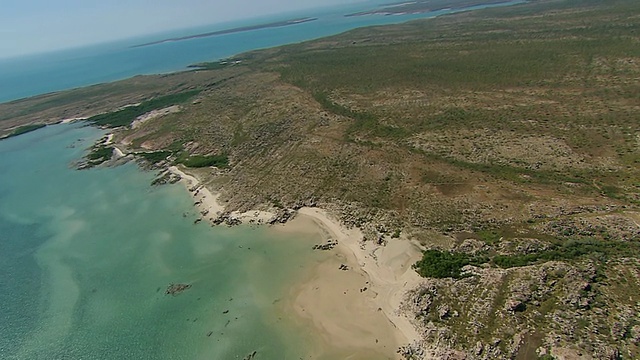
[168,165,274,225]
[3,0,637,356]
[296,208,424,342]
[289,208,425,359]
[167,164,424,358]
[133,17,318,48]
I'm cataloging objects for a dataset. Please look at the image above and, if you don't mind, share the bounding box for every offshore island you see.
[345,0,515,17]
[132,17,318,48]
[1,0,640,358]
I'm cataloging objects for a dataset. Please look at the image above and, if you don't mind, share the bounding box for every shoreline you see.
[168,165,275,225]
[291,208,425,359]
[167,164,424,358]
[296,208,424,343]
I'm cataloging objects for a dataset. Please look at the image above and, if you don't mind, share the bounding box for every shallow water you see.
[0,2,528,357]
[0,123,324,359]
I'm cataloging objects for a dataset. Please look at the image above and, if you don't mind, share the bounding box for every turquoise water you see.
[0,1,524,103]
[0,124,323,359]
[0,2,529,358]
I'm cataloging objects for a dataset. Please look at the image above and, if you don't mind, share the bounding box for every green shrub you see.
[493,238,639,268]
[6,124,46,138]
[87,90,200,128]
[180,154,229,168]
[137,151,172,164]
[414,250,486,279]
[87,146,113,162]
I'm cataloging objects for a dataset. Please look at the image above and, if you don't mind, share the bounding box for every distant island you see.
[132,17,318,48]
[345,0,514,17]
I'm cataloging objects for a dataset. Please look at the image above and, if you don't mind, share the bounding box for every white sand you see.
[292,208,424,356]
[168,166,226,219]
[112,146,125,159]
[167,166,424,357]
[60,117,87,124]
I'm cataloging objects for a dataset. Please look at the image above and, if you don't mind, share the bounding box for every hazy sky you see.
[1,0,362,58]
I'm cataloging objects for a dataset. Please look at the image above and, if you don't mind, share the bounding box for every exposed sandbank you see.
[133,17,318,48]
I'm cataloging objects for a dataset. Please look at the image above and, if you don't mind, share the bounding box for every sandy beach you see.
[286,209,424,359]
[168,166,226,217]
[167,164,424,358]
[59,117,88,124]
[168,166,275,224]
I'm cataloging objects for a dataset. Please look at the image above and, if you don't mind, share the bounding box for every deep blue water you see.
[0,1,524,103]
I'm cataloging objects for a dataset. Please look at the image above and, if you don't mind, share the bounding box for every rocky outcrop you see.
[400,258,640,359]
[267,208,297,225]
[312,239,338,250]
[212,212,242,226]
[151,170,181,186]
[166,283,191,296]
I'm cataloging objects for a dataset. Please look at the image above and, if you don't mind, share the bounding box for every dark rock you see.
[312,240,338,251]
[267,209,297,225]
[505,299,526,312]
[166,283,191,296]
[212,212,242,226]
[243,350,257,360]
[151,171,181,186]
[438,304,451,319]
[474,341,484,355]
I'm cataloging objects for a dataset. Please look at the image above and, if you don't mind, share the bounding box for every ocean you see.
[0,1,523,359]
[0,1,523,103]
[0,123,326,359]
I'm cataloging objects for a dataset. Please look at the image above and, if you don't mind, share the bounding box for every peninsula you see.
[132,17,317,48]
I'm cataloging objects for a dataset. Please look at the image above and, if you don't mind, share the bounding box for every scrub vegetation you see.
[3,124,46,139]
[1,0,639,358]
[87,90,201,128]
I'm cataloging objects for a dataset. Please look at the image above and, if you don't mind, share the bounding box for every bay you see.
[0,1,526,358]
[0,123,323,359]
